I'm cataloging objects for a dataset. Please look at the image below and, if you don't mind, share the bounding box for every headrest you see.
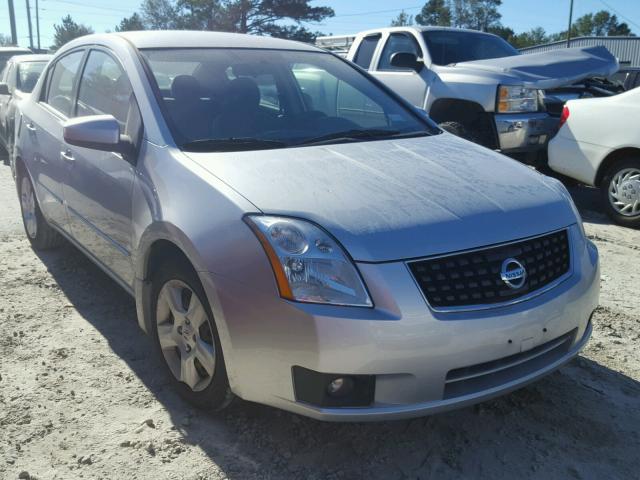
[171,75,203,103]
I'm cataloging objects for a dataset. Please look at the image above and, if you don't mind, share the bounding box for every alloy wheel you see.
[20,176,38,239]
[156,279,216,392]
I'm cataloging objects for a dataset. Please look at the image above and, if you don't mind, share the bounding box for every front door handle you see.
[60,149,75,162]
[24,122,37,132]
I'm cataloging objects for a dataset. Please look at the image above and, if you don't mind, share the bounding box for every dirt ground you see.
[0,161,639,480]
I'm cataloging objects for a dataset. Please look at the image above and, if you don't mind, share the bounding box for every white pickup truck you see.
[317,27,619,161]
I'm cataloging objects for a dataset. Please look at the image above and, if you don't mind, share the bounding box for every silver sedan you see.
[13,31,599,421]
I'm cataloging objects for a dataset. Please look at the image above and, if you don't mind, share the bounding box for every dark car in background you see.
[0,54,52,166]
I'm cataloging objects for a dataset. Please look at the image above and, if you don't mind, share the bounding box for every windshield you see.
[140,48,436,151]
[423,31,519,65]
[17,61,47,93]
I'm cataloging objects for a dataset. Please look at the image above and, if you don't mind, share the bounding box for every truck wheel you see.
[17,168,63,249]
[601,157,640,228]
[438,121,480,144]
[150,259,234,411]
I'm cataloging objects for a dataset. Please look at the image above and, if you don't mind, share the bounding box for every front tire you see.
[17,168,63,249]
[150,260,234,410]
[600,157,640,228]
[438,121,485,146]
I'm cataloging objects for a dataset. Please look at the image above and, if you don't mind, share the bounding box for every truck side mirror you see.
[390,52,423,72]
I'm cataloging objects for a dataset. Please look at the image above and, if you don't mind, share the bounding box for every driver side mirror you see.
[390,52,423,72]
[0,83,9,95]
[63,115,134,156]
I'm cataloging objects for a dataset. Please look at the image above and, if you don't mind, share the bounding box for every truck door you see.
[372,32,429,108]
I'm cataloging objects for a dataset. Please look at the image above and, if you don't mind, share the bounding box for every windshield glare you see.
[140,48,435,151]
[423,31,519,65]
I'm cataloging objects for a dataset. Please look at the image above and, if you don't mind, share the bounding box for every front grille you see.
[408,229,570,309]
[443,328,577,399]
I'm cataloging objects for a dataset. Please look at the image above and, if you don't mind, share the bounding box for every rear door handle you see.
[60,149,75,162]
[25,122,37,132]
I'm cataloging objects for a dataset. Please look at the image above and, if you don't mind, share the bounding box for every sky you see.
[2,0,640,50]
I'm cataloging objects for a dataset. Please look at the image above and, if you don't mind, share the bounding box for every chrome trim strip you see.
[405,226,574,313]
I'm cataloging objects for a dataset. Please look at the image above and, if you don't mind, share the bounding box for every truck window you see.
[423,30,518,65]
[379,33,422,71]
[353,35,380,69]
[292,63,387,128]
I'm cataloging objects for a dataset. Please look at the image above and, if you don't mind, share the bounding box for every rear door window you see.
[353,35,380,69]
[45,51,84,116]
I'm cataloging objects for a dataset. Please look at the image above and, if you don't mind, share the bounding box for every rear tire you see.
[16,167,63,249]
[600,157,640,228]
[150,259,234,411]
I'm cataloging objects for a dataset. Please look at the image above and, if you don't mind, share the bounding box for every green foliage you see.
[414,2,634,49]
[115,13,146,32]
[570,10,633,37]
[0,33,14,46]
[133,0,333,41]
[390,11,414,27]
[416,0,451,26]
[52,15,94,50]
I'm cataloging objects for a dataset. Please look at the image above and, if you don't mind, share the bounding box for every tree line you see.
[392,0,634,48]
[48,0,334,49]
[3,0,633,50]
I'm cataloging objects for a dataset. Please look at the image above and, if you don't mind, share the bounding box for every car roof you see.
[356,26,501,37]
[67,30,324,53]
[8,54,52,63]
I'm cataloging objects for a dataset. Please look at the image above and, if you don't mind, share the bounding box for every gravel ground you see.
[0,161,639,480]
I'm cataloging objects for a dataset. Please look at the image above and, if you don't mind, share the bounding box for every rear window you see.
[353,35,380,69]
[423,31,519,65]
[17,61,47,93]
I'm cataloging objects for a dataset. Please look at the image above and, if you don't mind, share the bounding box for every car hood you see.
[186,134,577,262]
[452,46,618,89]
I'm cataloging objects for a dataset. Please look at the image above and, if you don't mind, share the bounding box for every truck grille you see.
[408,229,570,310]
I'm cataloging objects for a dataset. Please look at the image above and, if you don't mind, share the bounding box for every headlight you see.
[245,215,373,307]
[497,85,539,113]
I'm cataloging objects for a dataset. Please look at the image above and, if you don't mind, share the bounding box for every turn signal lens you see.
[497,85,539,113]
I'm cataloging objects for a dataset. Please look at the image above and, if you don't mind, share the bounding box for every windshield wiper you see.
[182,137,287,152]
[296,129,430,147]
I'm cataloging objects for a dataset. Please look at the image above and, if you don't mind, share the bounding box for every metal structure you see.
[521,36,640,67]
[7,0,17,45]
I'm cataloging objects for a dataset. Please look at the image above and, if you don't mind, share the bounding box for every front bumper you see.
[206,225,599,421]
[495,112,559,153]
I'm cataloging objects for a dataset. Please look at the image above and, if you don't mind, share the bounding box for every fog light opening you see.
[327,376,354,397]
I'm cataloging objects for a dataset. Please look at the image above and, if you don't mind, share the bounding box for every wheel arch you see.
[135,224,209,333]
[428,98,498,149]
[594,146,640,187]
[428,98,485,124]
